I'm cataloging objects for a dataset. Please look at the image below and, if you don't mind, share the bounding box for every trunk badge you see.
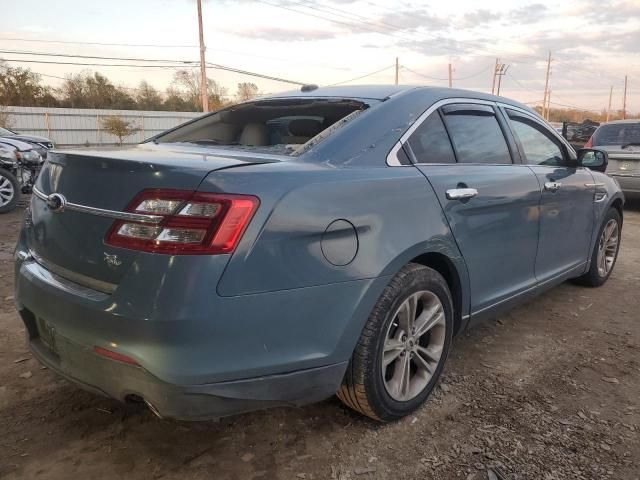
[46,193,67,213]
[104,253,122,268]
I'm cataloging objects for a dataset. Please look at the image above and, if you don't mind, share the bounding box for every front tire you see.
[0,169,20,214]
[576,208,622,287]
[337,263,453,421]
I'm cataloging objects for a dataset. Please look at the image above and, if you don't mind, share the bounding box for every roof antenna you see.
[301,84,319,92]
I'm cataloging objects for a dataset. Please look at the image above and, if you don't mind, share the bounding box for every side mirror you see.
[577,148,608,172]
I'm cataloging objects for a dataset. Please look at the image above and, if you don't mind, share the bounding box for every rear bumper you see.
[21,309,346,420]
[14,239,388,419]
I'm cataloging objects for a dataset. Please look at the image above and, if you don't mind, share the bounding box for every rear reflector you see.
[105,189,259,255]
[93,346,140,366]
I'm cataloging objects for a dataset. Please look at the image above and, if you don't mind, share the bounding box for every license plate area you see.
[36,316,58,354]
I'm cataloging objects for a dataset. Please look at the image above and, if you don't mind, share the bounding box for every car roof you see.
[599,119,640,125]
[264,84,534,112]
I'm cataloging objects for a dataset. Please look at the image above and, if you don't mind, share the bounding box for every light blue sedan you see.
[14,85,623,422]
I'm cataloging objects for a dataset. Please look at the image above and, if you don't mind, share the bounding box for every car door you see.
[403,100,541,316]
[502,107,595,284]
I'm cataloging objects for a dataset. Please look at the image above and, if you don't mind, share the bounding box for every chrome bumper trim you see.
[29,249,117,295]
[32,186,163,224]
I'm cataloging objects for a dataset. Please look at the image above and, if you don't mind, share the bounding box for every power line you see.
[1,57,306,85]
[327,65,395,86]
[0,36,198,48]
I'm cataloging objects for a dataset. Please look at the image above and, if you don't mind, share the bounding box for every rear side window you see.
[443,109,512,164]
[407,112,456,164]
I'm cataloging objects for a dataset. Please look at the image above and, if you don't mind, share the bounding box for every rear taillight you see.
[105,189,259,255]
[584,136,593,148]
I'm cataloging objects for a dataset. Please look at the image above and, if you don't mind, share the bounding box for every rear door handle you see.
[544,181,562,192]
[446,188,478,200]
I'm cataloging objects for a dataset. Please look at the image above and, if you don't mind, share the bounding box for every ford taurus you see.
[14,85,623,421]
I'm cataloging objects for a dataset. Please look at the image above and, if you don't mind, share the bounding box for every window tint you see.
[407,112,456,164]
[444,112,511,164]
[510,117,564,166]
[592,123,640,146]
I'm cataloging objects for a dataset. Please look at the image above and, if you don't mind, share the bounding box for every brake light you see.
[105,189,259,254]
[584,136,593,148]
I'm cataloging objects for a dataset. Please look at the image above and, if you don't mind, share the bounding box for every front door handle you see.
[544,181,562,192]
[446,188,478,200]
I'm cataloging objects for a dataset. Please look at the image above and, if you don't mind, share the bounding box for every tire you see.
[337,263,453,421]
[575,208,622,287]
[0,169,20,214]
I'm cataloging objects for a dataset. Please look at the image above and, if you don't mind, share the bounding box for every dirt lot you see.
[1,200,639,480]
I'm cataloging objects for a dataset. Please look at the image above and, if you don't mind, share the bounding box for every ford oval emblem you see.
[46,193,67,213]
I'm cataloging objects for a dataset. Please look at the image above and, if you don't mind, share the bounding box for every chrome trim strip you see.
[32,186,163,224]
[30,249,117,294]
[585,183,606,187]
[609,172,640,178]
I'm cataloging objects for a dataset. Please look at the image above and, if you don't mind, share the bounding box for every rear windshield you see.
[592,123,640,146]
[153,98,368,155]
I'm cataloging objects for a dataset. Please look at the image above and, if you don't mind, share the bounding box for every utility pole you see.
[448,63,453,88]
[622,75,628,120]
[546,90,552,121]
[395,57,399,85]
[491,58,499,95]
[542,50,552,121]
[196,0,209,112]
[495,64,509,96]
[606,86,613,122]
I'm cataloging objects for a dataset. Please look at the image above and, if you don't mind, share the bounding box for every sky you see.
[1,0,639,112]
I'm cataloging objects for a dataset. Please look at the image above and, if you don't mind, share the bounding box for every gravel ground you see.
[1,200,639,480]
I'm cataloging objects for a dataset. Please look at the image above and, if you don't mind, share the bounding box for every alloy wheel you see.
[0,176,15,207]
[597,218,619,277]
[382,290,446,402]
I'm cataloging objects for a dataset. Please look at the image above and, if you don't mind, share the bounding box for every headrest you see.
[239,123,268,146]
[288,119,323,138]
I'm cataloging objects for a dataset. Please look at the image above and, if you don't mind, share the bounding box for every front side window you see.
[443,110,512,164]
[508,114,565,166]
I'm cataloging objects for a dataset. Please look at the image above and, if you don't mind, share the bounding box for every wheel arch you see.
[409,252,466,335]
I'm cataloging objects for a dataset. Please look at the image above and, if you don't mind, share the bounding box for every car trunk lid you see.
[27,144,278,290]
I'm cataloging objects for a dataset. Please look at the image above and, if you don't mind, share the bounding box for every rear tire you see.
[0,169,20,214]
[576,208,621,287]
[337,263,453,421]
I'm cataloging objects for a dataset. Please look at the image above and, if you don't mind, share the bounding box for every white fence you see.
[3,106,202,147]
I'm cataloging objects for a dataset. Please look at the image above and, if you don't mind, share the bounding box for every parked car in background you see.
[0,126,54,159]
[0,137,44,213]
[562,119,600,150]
[586,119,640,197]
[14,85,623,422]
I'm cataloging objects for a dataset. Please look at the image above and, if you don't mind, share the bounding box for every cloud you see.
[459,9,502,28]
[376,9,449,32]
[506,3,549,24]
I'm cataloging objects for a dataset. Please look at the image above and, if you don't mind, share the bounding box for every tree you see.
[101,116,139,146]
[171,69,229,111]
[136,81,163,110]
[0,63,58,107]
[59,71,135,109]
[236,82,259,102]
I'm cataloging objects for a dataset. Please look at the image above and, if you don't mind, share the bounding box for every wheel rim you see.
[597,218,619,277]
[382,290,446,402]
[0,175,15,207]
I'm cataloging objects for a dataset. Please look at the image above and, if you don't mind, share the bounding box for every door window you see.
[443,109,512,164]
[406,112,456,164]
[507,112,565,166]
